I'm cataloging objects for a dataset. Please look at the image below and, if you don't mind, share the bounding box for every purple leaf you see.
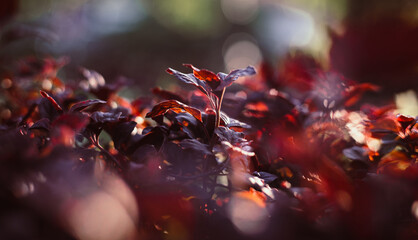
[69,99,106,112]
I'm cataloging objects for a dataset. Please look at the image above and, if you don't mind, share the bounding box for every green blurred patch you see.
[144,0,224,37]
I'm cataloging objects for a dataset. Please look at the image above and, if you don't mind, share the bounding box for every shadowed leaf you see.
[29,118,50,132]
[178,139,212,155]
[69,99,106,112]
[218,66,256,90]
[166,68,210,96]
[152,87,187,103]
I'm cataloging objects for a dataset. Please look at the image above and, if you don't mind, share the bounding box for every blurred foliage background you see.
[1,0,417,96]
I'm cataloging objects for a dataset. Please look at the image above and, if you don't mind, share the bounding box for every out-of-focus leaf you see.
[253,171,278,184]
[344,83,380,107]
[146,100,202,122]
[105,121,137,151]
[377,150,417,178]
[1,24,59,44]
[396,114,415,132]
[90,111,123,123]
[80,68,105,89]
[80,68,127,100]
[367,118,398,138]
[38,97,62,121]
[361,104,395,120]
[29,118,51,132]
[52,113,89,131]
[278,53,319,91]
[276,167,294,179]
[69,99,106,112]
[127,126,168,153]
[152,87,187,103]
[234,188,267,208]
[242,101,269,118]
[343,146,368,161]
[40,91,63,112]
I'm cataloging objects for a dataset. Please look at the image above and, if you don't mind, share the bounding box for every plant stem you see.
[199,121,211,142]
[215,87,226,129]
[89,134,122,169]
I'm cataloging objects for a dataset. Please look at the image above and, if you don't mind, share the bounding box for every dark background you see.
[1,0,417,96]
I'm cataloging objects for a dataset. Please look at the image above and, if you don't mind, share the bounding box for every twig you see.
[89,134,123,169]
[215,87,226,129]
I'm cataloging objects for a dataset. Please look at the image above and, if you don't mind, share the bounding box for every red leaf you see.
[377,150,417,178]
[145,100,202,122]
[344,83,380,107]
[396,114,415,132]
[184,64,221,91]
[168,64,256,94]
[39,90,63,112]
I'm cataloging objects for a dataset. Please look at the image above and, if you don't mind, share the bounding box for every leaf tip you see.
[39,90,48,98]
[166,68,174,74]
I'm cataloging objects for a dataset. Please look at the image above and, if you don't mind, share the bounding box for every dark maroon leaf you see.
[130,144,158,163]
[29,118,51,132]
[127,126,168,154]
[38,97,62,121]
[90,111,123,123]
[69,99,106,112]
[166,112,206,140]
[178,139,212,155]
[343,146,368,161]
[52,113,89,131]
[152,87,187,103]
[105,121,137,151]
